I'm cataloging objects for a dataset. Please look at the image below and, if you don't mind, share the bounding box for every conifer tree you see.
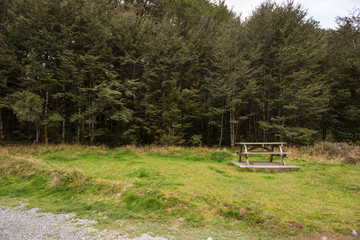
[328,10,360,142]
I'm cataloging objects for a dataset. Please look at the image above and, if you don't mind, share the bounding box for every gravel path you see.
[0,204,169,240]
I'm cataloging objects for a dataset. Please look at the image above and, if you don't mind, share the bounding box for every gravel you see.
[0,204,169,240]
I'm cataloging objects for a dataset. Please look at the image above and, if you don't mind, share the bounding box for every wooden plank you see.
[231,161,300,171]
[235,142,287,145]
[247,146,272,151]
[236,152,290,155]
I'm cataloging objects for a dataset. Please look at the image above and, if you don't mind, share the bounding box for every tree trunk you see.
[235,112,239,143]
[62,118,66,143]
[62,84,66,144]
[280,115,285,142]
[0,109,3,140]
[230,110,235,147]
[322,116,327,141]
[90,115,95,144]
[77,107,81,144]
[81,111,85,143]
[44,91,49,145]
[262,68,267,142]
[207,118,211,145]
[35,119,40,143]
[218,113,224,146]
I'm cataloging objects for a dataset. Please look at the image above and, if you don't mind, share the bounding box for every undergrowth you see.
[290,142,360,164]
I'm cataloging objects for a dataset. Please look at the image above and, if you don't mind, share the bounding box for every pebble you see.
[352,229,358,237]
[0,205,169,240]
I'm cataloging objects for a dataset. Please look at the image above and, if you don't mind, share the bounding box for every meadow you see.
[0,144,359,240]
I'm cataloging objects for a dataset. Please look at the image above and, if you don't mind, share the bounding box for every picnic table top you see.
[235,142,287,145]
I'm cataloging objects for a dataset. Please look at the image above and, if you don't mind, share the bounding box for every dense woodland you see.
[0,0,359,146]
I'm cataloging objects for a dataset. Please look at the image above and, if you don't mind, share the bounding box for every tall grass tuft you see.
[209,151,233,162]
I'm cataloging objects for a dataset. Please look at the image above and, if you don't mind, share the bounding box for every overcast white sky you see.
[223,0,360,29]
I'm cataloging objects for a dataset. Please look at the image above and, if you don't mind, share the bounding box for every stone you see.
[352,229,358,237]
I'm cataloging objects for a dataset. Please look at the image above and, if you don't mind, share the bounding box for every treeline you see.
[0,0,359,146]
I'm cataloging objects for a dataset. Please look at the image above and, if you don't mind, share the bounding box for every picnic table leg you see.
[244,144,249,165]
[239,146,242,162]
[279,145,286,165]
[270,145,274,162]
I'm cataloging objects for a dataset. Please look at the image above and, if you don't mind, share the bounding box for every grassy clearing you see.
[0,144,359,240]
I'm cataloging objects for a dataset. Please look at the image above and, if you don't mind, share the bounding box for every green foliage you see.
[10,91,43,123]
[246,1,330,144]
[327,10,360,142]
[42,113,64,128]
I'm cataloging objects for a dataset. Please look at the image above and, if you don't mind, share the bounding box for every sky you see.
[223,0,360,29]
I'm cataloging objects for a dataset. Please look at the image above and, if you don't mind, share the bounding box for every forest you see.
[0,0,359,146]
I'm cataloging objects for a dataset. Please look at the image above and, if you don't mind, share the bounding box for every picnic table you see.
[235,142,290,166]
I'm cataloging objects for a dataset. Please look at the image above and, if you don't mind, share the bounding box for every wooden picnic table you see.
[235,142,290,166]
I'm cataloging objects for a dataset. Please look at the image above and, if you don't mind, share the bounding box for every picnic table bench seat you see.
[236,151,290,155]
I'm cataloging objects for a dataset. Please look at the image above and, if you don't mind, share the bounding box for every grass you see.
[0,144,359,239]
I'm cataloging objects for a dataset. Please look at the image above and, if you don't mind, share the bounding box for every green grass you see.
[0,145,359,239]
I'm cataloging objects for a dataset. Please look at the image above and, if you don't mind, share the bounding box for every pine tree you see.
[245,1,330,144]
[328,10,360,142]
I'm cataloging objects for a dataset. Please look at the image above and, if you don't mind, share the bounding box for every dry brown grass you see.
[118,144,226,155]
[288,142,360,165]
[0,143,81,156]
[0,143,226,157]
[1,142,357,165]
